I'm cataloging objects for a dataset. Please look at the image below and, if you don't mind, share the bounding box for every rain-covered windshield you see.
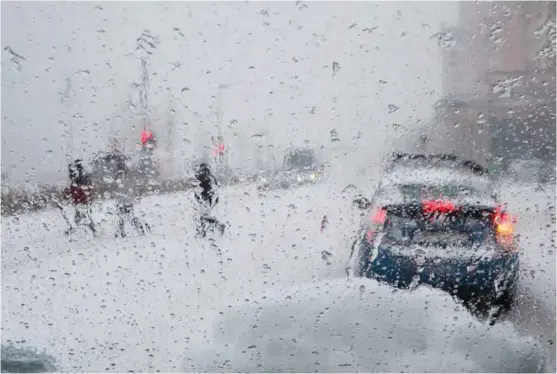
[1,2,554,373]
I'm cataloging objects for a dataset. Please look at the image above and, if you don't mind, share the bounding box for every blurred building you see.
[430,1,555,167]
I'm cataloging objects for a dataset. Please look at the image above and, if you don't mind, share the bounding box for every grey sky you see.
[2,1,458,187]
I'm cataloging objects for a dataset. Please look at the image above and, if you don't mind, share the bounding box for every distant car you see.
[258,147,324,190]
[347,153,519,316]
[90,151,131,186]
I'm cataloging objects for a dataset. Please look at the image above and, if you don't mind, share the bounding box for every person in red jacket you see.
[61,159,97,235]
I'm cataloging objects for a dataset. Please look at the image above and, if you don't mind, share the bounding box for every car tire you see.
[485,285,517,325]
[498,262,520,308]
[496,281,518,311]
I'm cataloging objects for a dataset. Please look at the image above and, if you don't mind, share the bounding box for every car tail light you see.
[366,208,387,243]
[422,199,456,214]
[370,208,387,224]
[492,205,517,249]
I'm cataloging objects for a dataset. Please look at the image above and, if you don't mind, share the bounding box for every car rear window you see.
[384,212,492,247]
[397,183,489,201]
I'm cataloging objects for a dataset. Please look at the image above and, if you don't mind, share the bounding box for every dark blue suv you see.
[348,153,519,317]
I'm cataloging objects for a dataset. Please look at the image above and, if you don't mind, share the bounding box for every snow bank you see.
[184,278,548,373]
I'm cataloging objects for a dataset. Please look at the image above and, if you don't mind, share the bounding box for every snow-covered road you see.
[1,181,555,372]
[1,183,356,371]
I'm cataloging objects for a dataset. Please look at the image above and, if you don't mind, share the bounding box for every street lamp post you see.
[215,84,229,175]
[216,84,228,137]
[167,94,176,179]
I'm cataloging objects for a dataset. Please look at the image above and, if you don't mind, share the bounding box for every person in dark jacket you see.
[62,159,97,235]
[193,162,225,237]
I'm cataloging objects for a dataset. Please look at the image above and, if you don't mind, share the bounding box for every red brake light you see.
[492,205,517,248]
[366,208,387,243]
[371,208,387,224]
[492,205,517,226]
[422,199,456,214]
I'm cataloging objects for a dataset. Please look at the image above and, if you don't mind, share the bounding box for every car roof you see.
[387,152,489,176]
[382,152,493,192]
[376,155,496,208]
[383,167,492,187]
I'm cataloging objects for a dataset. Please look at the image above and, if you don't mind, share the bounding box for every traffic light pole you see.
[215,84,229,176]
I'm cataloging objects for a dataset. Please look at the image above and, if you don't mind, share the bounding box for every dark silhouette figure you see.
[193,162,225,237]
[62,159,96,235]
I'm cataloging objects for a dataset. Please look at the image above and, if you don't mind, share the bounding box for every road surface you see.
[2,180,555,372]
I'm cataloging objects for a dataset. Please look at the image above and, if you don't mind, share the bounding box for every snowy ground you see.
[499,181,556,368]
[185,278,548,373]
[1,180,555,372]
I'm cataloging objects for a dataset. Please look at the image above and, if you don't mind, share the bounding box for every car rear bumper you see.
[357,243,519,300]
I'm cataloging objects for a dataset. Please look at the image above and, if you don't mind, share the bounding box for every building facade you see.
[431,1,555,168]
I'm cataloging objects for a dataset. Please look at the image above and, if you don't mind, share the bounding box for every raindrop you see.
[332,61,340,74]
[431,31,457,49]
[363,27,378,34]
[320,215,328,232]
[358,285,366,297]
[491,76,523,98]
[295,1,308,10]
[388,104,399,113]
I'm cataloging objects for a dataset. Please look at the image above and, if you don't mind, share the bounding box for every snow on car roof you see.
[384,166,492,188]
[377,167,495,207]
[389,152,489,176]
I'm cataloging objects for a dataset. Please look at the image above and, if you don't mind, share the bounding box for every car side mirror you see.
[353,196,371,210]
